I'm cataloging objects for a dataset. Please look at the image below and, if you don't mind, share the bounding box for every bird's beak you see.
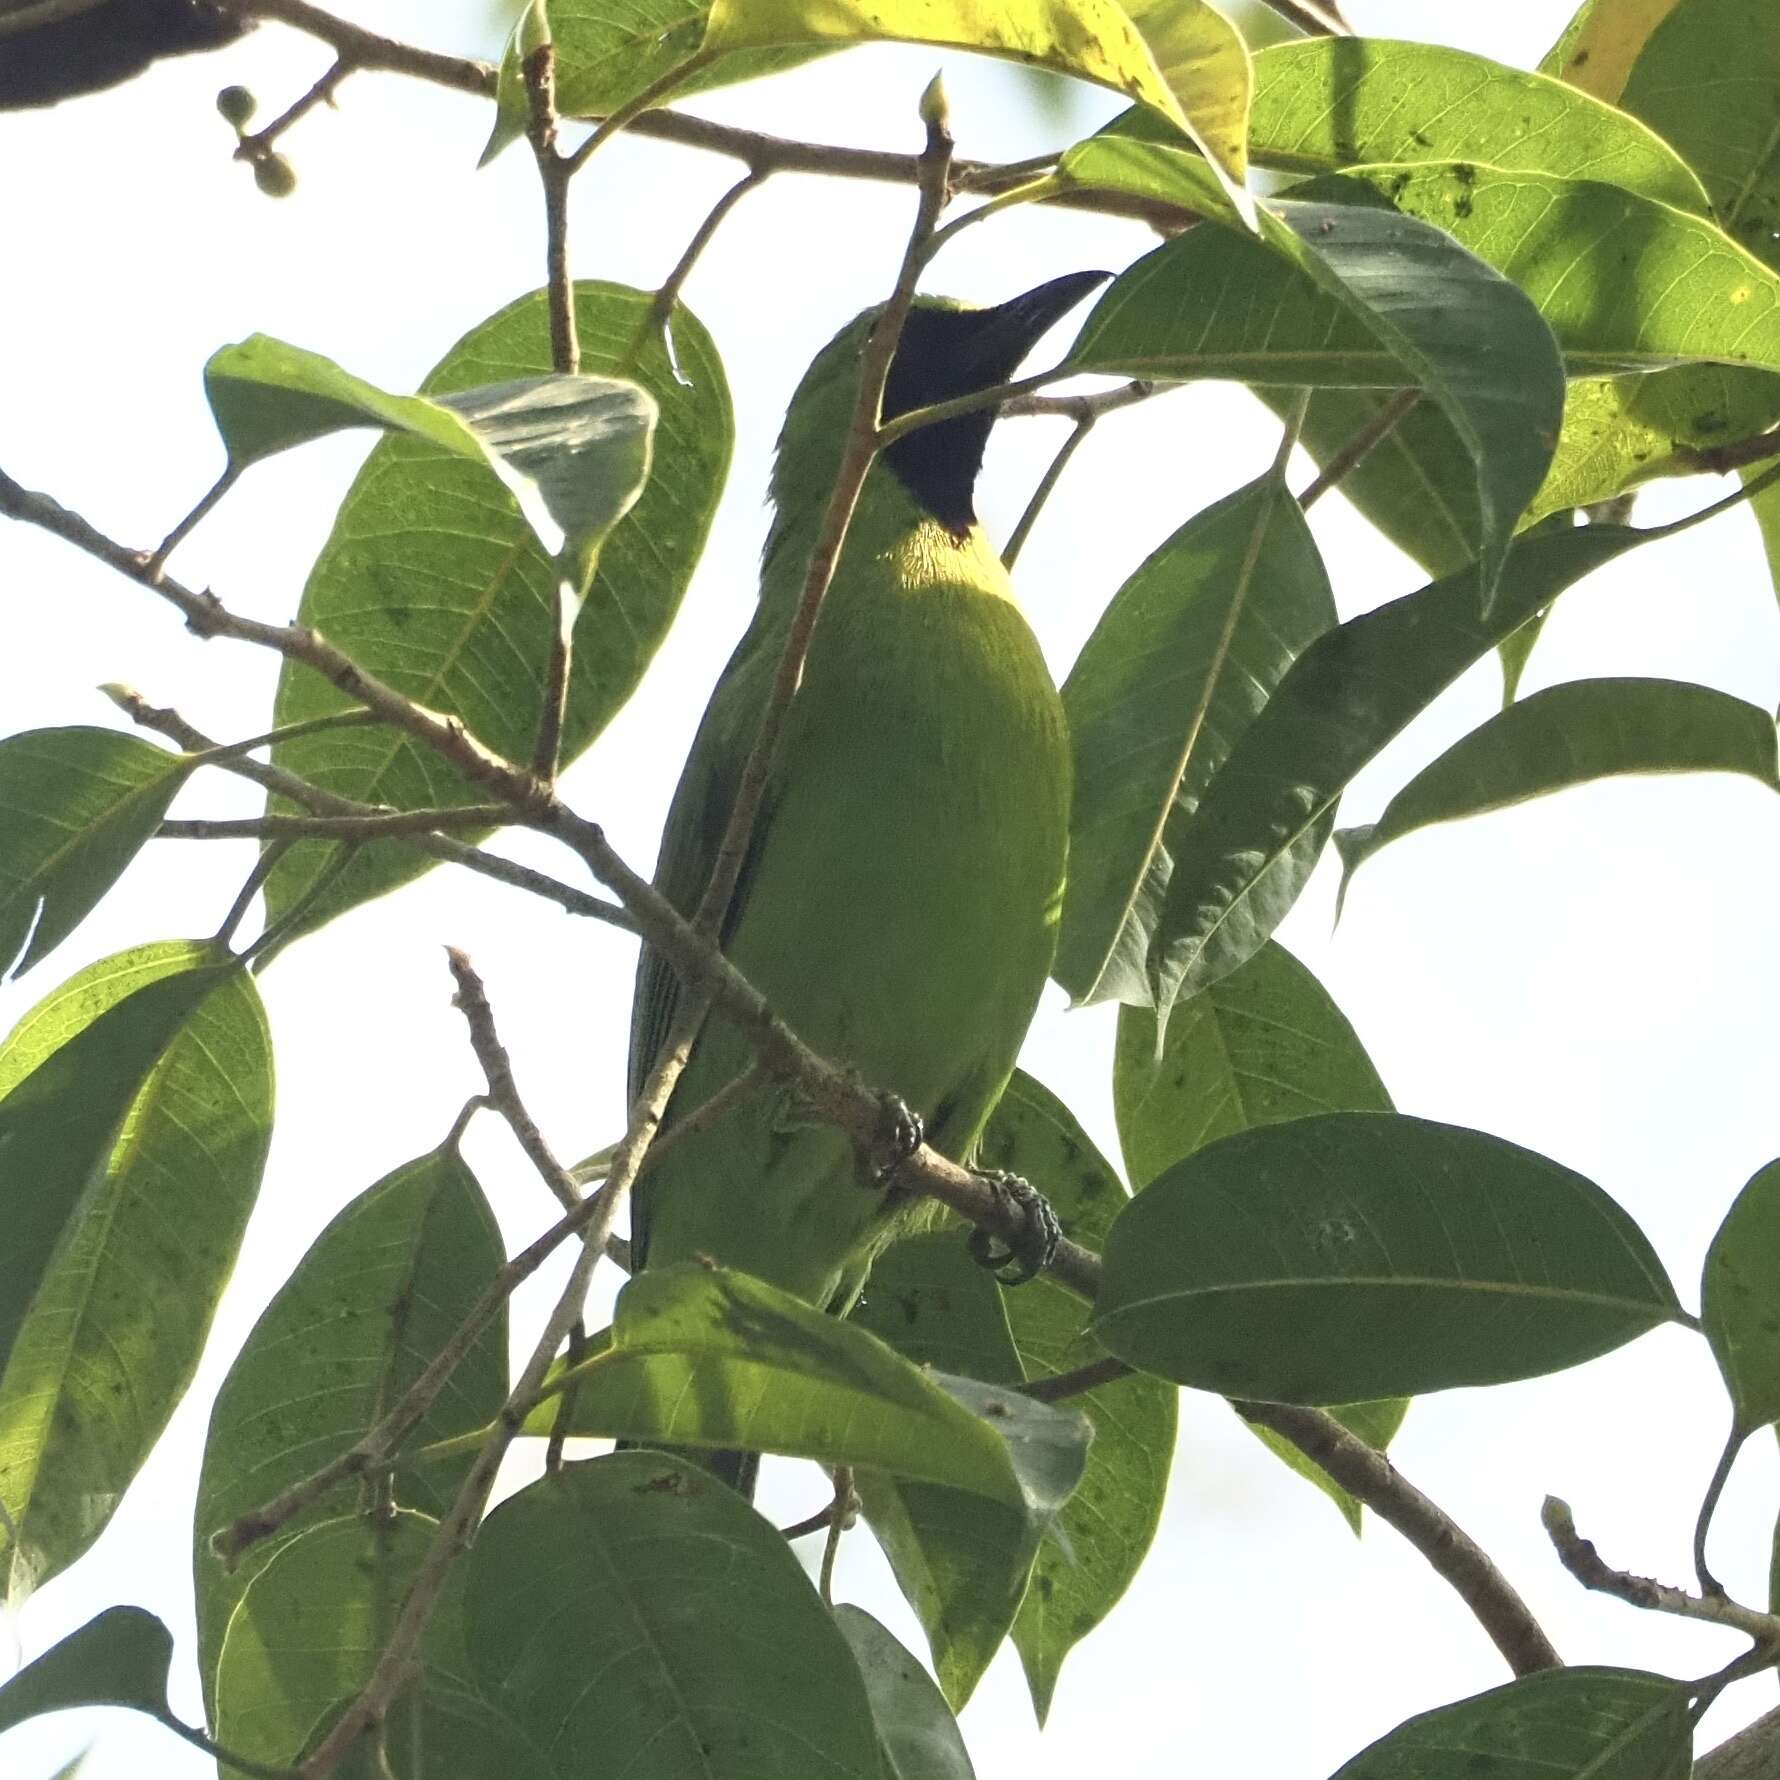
[948,270,1112,389]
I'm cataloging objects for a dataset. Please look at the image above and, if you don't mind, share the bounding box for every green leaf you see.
[533,1263,1088,1518]
[1337,677,1780,899]
[835,1605,976,1780]
[1114,941,1391,1189]
[1703,1158,1780,1433]
[701,0,1252,208]
[1093,1111,1681,1404]
[850,1236,1039,1711]
[488,0,825,145]
[1056,475,1336,1006]
[1352,163,1780,376]
[1067,187,1564,591]
[856,1465,1036,1713]
[975,1074,1175,1726]
[480,0,549,166]
[0,727,191,979]
[262,282,729,937]
[0,1607,176,1735]
[466,1453,885,1780]
[1134,522,1646,1017]
[0,943,271,1598]
[212,1510,435,1763]
[1113,951,1399,1527]
[1327,1666,1691,1780]
[0,947,236,1594]
[194,1143,507,1718]
[1619,0,1780,264]
[1270,363,1780,581]
[206,334,657,592]
[1247,36,1708,211]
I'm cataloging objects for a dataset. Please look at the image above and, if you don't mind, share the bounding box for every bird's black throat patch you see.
[879,308,1000,538]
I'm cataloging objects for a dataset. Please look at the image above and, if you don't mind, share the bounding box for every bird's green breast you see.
[634,489,1070,1307]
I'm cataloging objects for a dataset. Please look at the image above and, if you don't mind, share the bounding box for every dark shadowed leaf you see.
[1703,1158,1780,1433]
[1069,188,1563,590]
[1327,1666,1691,1780]
[194,1143,506,1717]
[0,1607,174,1734]
[0,728,191,979]
[263,282,729,938]
[1057,476,1335,1006]
[1094,1112,1680,1404]
[1137,523,1646,1018]
[0,943,270,1599]
[975,1073,1175,1724]
[466,1453,884,1780]
[533,1263,1086,1516]
[1246,36,1706,209]
[836,1605,976,1780]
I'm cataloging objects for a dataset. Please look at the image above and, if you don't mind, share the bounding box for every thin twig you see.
[1004,417,1095,570]
[634,1061,766,1177]
[2,471,548,811]
[213,841,290,948]
[780,1502,838,1542]
[1020,1353,1133,1403]
[107,688,635,928]
[690,85,955,941]
[1001,378,1158,422]
[185,704,382,761]
[147,465,241,576]
[522,41,579,784]
[235,51,351,158]
[633,166,772,365]
[1544,1496,1780,1649]
[1297,389,1420,512]
[295,1003,704,1778]
[563,54,715,176]
[162,806,510,841]
[217,0,1187,228]
[1694,1427,1742,1597]
[818,1466,855,1605]
[1670,427,1780,476]
[445,947,580,1215]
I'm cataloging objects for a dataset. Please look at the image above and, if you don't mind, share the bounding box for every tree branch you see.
[162,806,509,841]
[217,0,1188,228]
[689,82,954,941]
[111,689,636,928]
[1544,1496,1780,1649]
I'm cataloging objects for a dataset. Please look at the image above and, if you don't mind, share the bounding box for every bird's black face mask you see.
[880,270,1111,535]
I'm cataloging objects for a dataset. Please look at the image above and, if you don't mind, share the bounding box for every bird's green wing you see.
[625,616,778,1109]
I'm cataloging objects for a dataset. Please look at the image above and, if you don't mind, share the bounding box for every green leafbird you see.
[628,273,1102,1479]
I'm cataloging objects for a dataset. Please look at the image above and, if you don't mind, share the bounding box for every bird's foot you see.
[966,1170,1061,1285]
[866,1092,925,1185]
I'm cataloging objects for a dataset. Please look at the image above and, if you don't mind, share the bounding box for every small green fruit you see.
[252,153,297,199]
[216,85,256,130]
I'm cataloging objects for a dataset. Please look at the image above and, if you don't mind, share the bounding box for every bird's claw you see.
[867,1093,925,1185]
[966,1171,1060,1285]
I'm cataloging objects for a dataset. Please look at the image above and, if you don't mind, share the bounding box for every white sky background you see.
[3,0,1780,1774]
